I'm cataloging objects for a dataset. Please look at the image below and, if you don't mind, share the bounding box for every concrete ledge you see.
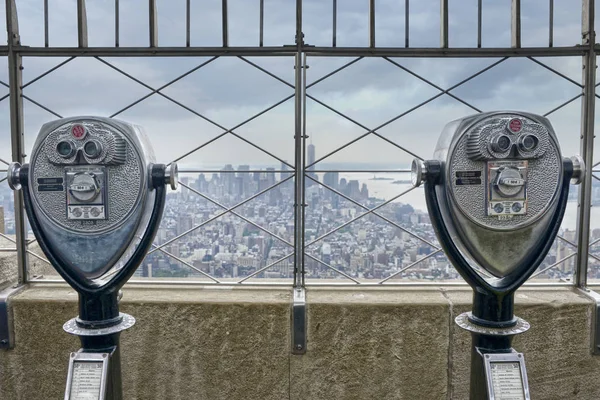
[0,284,597,399]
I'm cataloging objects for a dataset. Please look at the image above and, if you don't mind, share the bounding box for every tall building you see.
[0,206,4,234]
[221,164,235,193]
[306,143,317,186]
[266,167,276,186]
[280,161,293,181]
[323,172,339,190]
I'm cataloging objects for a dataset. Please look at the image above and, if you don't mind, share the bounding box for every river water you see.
[338,172,580,231]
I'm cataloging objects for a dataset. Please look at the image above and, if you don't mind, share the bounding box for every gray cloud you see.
[0,0,592,169]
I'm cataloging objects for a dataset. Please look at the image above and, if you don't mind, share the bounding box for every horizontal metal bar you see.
[0,248,17,252]
[27,278,575,287]
[309,169,411,173]
[179,169,290,173]
[4,46,588,58]
[13,46,297,57]
[305,47,587,57]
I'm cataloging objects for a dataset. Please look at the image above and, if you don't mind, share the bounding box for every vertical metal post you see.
[186,0,191,47]
[291,0,306,356]
[575,0,596,288]
[549,0,554,47]
[6,0,27,285]
[369,0,375,48]
[149,0,158,47]
[332,0,337,47]
[477,0,482,48]
[405,0,410,48]
[511,0,521,48]
[115,0,119,47]
[43,0,49,47]
[440,0,449,48]
[77,0,88,48]
[293,0,304,290]
[222,0,228,47]
[259,0,264,47]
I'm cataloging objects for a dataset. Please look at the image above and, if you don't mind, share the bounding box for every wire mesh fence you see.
[1,0,597,287]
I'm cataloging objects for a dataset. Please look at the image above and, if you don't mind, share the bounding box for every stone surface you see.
[1,285,599,399]
[0,284,291,400]
[290,288,450,400]
[445,287,599,400]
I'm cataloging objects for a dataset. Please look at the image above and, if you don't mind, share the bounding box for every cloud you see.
[0,0,591,169]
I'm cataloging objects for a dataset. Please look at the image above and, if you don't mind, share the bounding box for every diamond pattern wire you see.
[10,50,589,284]
[297,55,585,283]
[17,56,298,281]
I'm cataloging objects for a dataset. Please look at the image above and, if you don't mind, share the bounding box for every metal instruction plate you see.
[65,352,109,400]
[487,160,528,218]
[483,352,530,400]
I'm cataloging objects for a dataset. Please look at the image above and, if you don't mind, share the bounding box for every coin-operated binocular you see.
[8,117,177,400]
[412,111,584,400]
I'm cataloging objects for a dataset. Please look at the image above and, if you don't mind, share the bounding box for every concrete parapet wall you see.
[0,284,598,399]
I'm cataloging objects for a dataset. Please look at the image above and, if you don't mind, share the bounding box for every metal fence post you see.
[292,0,307,355]
[6,0,28,285]
[575,0,596,288]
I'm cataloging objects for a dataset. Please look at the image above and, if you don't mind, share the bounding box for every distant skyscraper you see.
[0,206,4,234]
[221,164,235,193]
[323,172,339,190]
[266,167,276,186]
[306,143,317,186]
[280,161,292,181]
[307,143,315,168]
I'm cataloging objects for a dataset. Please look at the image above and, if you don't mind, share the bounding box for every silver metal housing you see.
[27,116,157,281]
[433,111,564,278]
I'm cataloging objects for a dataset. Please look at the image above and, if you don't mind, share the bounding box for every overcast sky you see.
[0,0,595,171]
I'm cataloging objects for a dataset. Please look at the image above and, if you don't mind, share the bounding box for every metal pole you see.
[440,0,448,48]
[575,0,596,288]
[6,0,27,285]
[149,0,158,47]
[77,0,88,48]
[293,0,304,289]
[511,0,521,48]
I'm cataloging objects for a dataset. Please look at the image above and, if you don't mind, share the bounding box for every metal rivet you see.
[295,344,303,351]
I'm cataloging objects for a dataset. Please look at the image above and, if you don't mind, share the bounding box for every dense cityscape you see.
[2,144,600,282]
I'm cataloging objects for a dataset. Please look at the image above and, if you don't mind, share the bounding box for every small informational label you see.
[68,205,106,220]
[455,170,482,185]
[38,184,64,192]
[37,177,64,185]
[69,361,103,400]
[489,362,525,400]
